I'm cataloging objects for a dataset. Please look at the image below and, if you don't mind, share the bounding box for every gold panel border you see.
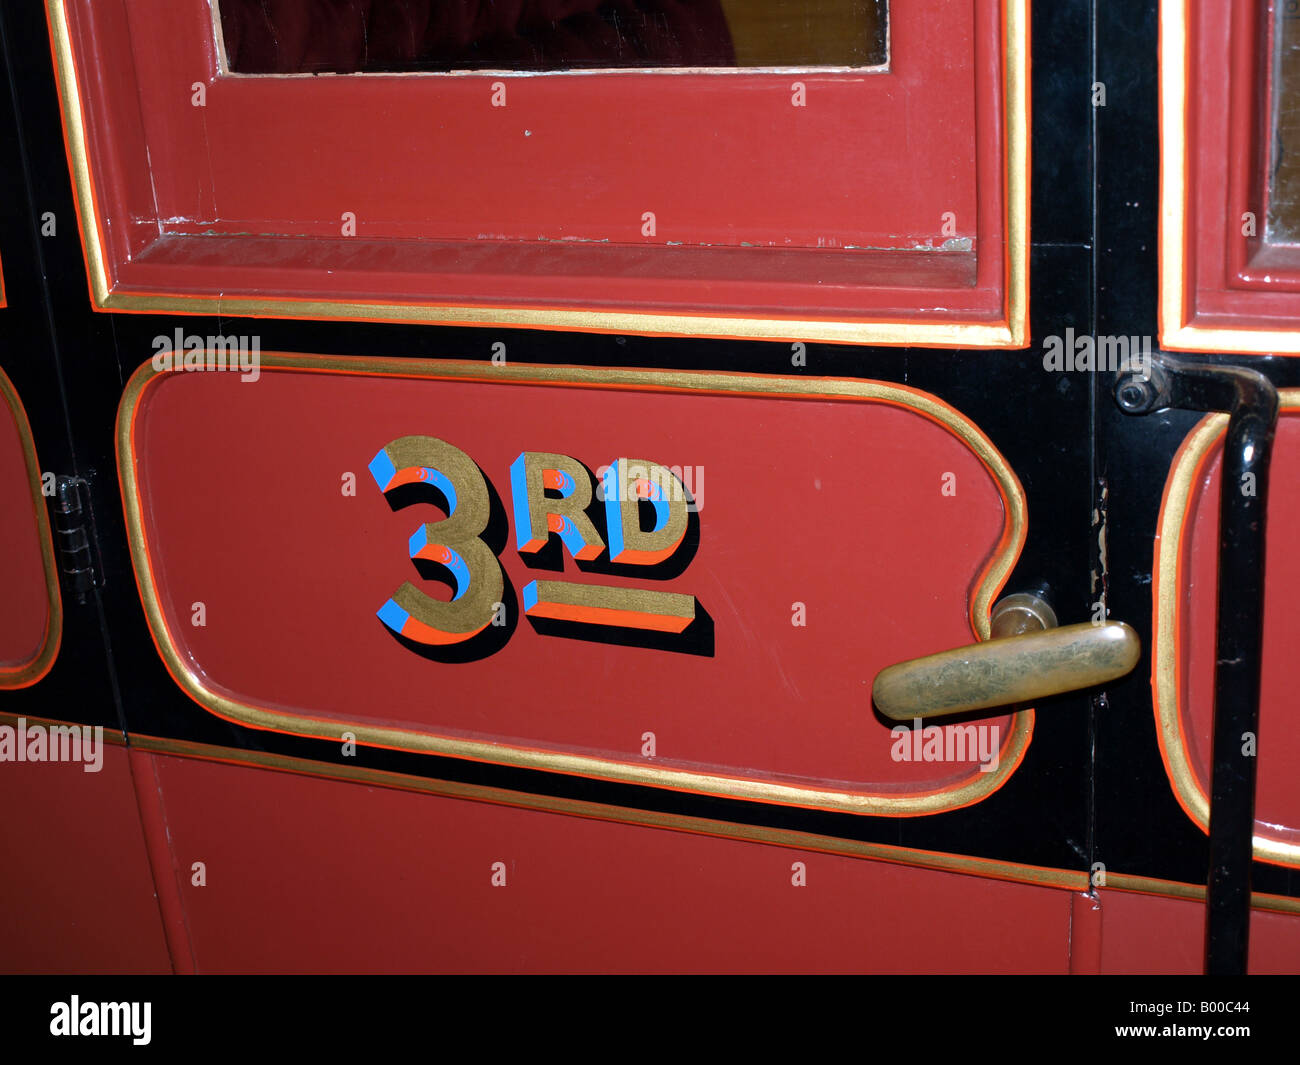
[45,0,110,311]
[1158,0,1194,351]
[21,714,1290,916]
[1152,389,1300,867]
[0,368,62,689]
[118,353,1032,817]
[47,0,1029,349]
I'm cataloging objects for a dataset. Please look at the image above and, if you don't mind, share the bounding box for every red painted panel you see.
[122,357,1025,811]
[1170,0,1300,341]
[1099,889,1300,975]
[0,369,58,687]
[0,737,172,974]
[116,0,976,251]
[50,0,1023,339]
[1178,411,1300,850]
[151,752,1073,974]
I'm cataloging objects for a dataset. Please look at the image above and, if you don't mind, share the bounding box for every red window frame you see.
[1161,0,1300,353]
[48,0,1028,347]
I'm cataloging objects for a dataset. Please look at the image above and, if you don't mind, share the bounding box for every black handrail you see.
[1116,353,1279,976]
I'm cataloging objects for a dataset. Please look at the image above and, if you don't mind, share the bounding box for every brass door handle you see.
[872,593,1140,721]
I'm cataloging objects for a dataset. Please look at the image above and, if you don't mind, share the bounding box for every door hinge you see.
[52,474,104,603]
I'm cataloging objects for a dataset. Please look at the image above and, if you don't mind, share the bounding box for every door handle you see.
[872,592,1140,721]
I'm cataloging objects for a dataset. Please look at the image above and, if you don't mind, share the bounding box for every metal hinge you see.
[52,475,104,603]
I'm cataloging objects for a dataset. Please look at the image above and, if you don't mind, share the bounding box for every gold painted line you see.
[129,731,1300,914]
[525,580,696,627]
[1152,390,1300,868]
[0,710,124,745]
[0,369,62,689]
[1163,323,1300,355]
[45,0,111,307]
[1158,0,1190,349]
[1106,872,1300,917]
[102,290,1018,349]
[131,731,1086,892]
[117,352,1032,818]
[1006,0,1031,348]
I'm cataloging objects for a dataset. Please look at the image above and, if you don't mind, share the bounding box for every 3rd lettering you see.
[370,437,701,651]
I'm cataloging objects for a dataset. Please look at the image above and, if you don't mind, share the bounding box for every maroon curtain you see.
[221,0,737,72]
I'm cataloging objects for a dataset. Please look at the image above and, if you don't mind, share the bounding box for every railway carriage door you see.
[0,0,1297,976]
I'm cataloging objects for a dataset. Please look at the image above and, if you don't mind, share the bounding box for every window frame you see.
[47,0,1029,347]
[1161,0,1300,353]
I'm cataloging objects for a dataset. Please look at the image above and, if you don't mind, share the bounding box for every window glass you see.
[1269,0,1300,241]
[216,0,888,73]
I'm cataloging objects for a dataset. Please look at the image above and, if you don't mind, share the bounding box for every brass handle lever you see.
[872,593,1141,721]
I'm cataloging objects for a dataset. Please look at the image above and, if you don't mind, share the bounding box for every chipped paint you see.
[1091,481,1110,618]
